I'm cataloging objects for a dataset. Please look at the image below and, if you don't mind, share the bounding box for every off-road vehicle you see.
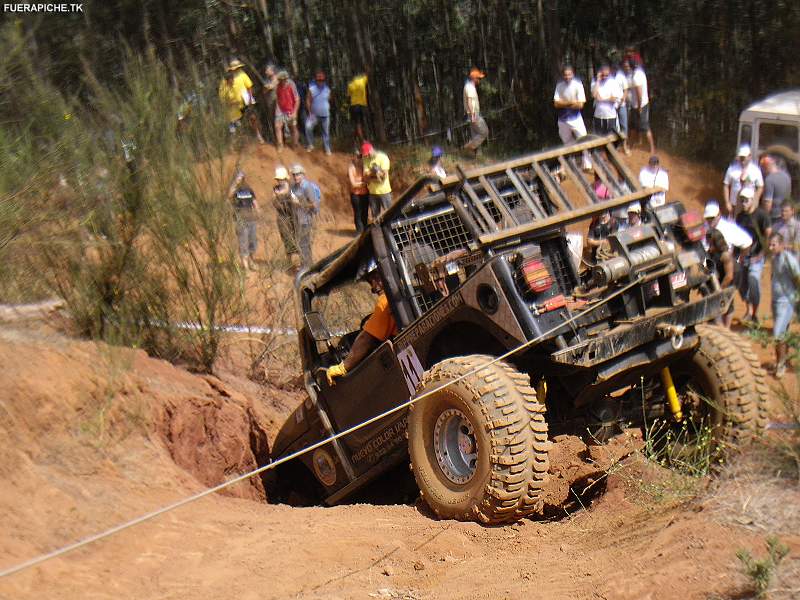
[271,134,768,524]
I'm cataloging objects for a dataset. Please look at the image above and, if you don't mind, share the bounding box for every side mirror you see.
[305,311,331,342]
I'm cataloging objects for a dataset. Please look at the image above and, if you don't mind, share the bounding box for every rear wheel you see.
[408,355,549,524]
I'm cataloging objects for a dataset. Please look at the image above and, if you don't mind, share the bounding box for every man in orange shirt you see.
[326,260,397,385]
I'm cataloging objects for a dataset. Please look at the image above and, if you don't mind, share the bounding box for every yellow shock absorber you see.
[536,378,547,404]
[660,367,683,421]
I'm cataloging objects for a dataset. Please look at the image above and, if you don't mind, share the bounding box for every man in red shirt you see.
[274,71,300,150]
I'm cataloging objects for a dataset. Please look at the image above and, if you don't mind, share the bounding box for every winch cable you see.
[0,276,645,579]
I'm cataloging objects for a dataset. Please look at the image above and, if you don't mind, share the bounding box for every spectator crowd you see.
[218,49,796,378]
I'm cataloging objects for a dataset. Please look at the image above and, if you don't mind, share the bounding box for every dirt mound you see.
[0,328,271,521]
[542,431,642,516]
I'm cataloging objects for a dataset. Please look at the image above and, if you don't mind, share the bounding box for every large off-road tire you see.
[670,324,769,448]
[408,355,549,524]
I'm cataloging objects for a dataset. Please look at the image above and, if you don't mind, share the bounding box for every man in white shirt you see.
[554,65,587,142]
[703,200,753,251]
[638,155,669,208]
[625,60,655,154]
[591,64,622,135]
[553,65,591,169]
[612,63,630,155]
[463,67,488,156]
[723,144,764,216]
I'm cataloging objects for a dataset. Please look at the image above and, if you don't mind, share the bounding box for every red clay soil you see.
[1,327,798,600]
[2,145,800,599]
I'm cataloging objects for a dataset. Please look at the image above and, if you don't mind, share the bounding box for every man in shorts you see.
[625,59,655,155]
[553,65,591,169]
[347,71,368,142]
[274,71,300,150]
[769,232,800,377]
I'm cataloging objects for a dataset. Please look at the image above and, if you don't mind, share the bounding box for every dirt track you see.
[1,144,799,599]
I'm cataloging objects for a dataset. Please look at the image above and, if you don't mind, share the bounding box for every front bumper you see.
[550,288,733,368]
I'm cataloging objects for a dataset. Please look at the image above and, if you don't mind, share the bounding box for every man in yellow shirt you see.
[326,260,398,385]
[227,59,265,144]
[347,72,368,142]
[219,70,244,130]
[361,141,392,220]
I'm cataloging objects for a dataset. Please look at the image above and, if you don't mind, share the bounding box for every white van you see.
[738,90,800,161]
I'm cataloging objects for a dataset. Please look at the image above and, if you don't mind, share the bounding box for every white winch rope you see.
[0,277,644,578]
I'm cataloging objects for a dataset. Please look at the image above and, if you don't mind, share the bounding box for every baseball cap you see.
[290,164,305,175]
[469,68,486,79]
[360,141,374,155]
[274,166,288,180]
[737,144,752,158]
[431,146,444,158]
[739,186,755,199]
[277,70,289,80]
[704,201,720,219]
[627,202,642,213]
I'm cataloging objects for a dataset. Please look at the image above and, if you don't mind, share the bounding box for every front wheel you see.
[408,355,549,524]
[657,325,769,455]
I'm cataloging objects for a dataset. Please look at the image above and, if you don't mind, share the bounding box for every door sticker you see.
[397,345,424,396]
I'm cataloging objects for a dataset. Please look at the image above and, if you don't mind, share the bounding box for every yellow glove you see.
[326,363,347,386]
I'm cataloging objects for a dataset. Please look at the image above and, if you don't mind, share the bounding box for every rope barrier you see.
[0,276,645,579]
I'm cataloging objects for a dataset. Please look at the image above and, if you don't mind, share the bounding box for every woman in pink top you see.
[348,150,370,232]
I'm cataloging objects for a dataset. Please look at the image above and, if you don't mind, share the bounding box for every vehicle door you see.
[317,339,417,475]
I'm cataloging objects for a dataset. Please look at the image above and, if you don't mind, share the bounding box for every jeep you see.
[270,134,768,524]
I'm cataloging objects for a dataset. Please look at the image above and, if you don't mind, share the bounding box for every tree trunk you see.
[298,0,318,69]
[355,0,387,143]
[283,0,299,77]
[255,0,275,59]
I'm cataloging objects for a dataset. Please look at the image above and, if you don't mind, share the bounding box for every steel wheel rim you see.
[433,408,478,484]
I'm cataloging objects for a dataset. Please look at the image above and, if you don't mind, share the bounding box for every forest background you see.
[8,0,800,162]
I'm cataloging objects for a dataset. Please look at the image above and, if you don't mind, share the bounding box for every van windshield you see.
[758,122,799,152]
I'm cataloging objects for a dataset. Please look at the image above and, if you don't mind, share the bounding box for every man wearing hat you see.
[361,141,392,219]
[429,146,447,180]
[227,59,265,144]
[723,144,764,216]
[219,70,243,132]
[617,202,642,231]
[703,199,752,251]
[463,67,489,155]
[638,155,669,208]
[735,186,772,323]
[274,71,301,150]
[272,166,297,261]
[289,164,321,267]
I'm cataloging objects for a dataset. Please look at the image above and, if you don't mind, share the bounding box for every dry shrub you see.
[0,25,249,372]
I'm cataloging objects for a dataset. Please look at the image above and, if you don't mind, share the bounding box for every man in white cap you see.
[617,202,642,231]
[289,164,321,267]
[723,144,763,216]
[735,186,772,323]
[704,199,752,252]
[272,166,296,261]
